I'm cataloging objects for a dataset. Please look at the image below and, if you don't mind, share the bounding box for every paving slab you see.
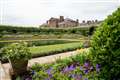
[0,62,11,80]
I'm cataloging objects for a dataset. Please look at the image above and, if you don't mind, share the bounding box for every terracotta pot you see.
[9,59,28,75]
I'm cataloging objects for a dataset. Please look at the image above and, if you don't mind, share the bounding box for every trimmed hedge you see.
[0,42,84,63]
[30,42,83,58]
[0,25,97,36]
[90,8,120,79]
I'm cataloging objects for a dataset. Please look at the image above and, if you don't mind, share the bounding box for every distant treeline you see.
[0,25,39,34]
[0,25,97,36]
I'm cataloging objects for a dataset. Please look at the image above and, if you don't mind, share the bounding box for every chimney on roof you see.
[76,19,79,23]
[82,20,85,23]
[95,19,98,23]
[76,19,79,26]
[60,16,64,22]
[46,21,48,24]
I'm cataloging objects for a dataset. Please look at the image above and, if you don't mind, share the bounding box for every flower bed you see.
[14,51,103,80]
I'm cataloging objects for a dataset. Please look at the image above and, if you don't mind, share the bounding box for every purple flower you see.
[68,64,76,71]
[73,74,83,80]
[46,67,52,75]
[96,64,101,72]
[63,65,75,73]
[45,78,50,80]
[69,74,75,78]
[80,66,83,71]
[79,74,82,78]
[31,70,35,75]
[49,74,53,78]
[77,74,82,79]
[84,62,89,68]
[63,66,69,73]
[96,64,100,69]
[84,69,89,74]
[46,67,53,78]
[90,66,94,71]
[47,69,51,75]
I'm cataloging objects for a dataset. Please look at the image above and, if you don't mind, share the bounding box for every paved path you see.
[1,48,86,80]
[0,62,11,80]
[28,50,78,66]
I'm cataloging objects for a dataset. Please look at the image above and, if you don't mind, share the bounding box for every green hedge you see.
[30,42,83,58]
[90,7,120,79]
[0,39,79,48]
[0,25,97,36]
[0,42,83,63]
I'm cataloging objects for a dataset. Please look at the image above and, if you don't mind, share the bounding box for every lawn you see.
[0,38,84,48]
[29,42,83,57]
[1,42,83,63]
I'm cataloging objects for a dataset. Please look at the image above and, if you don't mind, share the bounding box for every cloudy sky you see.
[0,0,120,27]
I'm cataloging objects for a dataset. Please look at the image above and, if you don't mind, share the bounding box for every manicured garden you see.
[0,39,81,48]
[0,42,84,63]
[15,8,120,80]
[30,42,83,57]
[0,7,120,80]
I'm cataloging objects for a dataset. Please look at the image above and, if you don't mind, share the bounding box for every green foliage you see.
[30,42,83,57]
[1,42,31,61]
[0,25,96,36]
[90,8,120,79]
[56,50,89,66]
[27,39,77,47]
[16,51,103,80]
[0,39,80,49]
[0,34,3,38]
[88,26,95,35]
[0,25,40,34]
[1,42,83,63]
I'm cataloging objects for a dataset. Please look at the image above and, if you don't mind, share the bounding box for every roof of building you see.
[64,18,75,22]
[49,17,59,21]
[58,18,77,25]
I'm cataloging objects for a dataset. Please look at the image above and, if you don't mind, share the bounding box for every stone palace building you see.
[46,16,79,27]
[40,16,102,27]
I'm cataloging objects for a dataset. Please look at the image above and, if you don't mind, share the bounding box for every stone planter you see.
[9,59,28,75]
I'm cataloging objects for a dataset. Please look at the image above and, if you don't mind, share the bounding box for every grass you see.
[29,42,83,57]
[0,34,87,41]
[1,42,83,63]
[0,38,81,43]
[0,38,82,48]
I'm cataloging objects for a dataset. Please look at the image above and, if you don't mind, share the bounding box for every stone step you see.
[0,61,11,80]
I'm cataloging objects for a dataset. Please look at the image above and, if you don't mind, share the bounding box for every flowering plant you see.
[2,42,31,61]
[15,53,103,80]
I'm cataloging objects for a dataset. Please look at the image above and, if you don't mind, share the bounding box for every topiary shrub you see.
[90,7,120,79]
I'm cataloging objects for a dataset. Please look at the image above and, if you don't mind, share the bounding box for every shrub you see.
[0,34,3,38]
[90,8,120,79]
[1,42,31,61]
